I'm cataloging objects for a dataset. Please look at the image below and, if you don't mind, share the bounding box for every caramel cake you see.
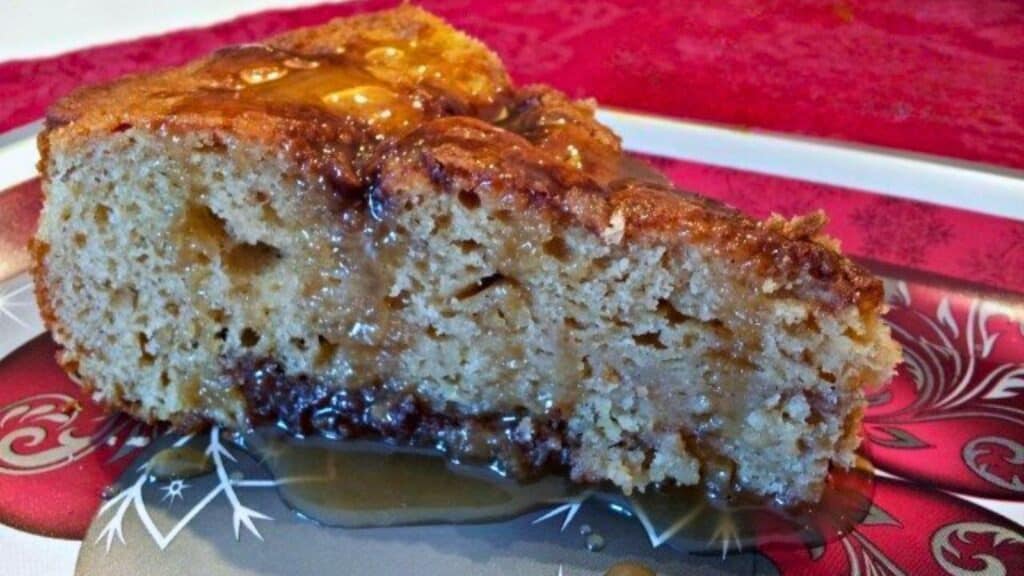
[32,5,899,503]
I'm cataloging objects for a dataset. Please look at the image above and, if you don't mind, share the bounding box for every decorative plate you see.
[1,161,1022,575]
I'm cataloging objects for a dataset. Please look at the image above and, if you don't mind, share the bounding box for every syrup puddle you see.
[604,562,657,576]
[148,446,213,480]
[597,454,874,553]
[241,427,578,527]
[148,427,874,554]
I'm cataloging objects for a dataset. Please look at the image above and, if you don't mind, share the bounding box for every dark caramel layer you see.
[234,357,572,479]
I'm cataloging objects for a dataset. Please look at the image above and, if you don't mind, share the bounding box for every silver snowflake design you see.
[95,428,281,551]
[160,479,190,505]
[0,278,33,329]
[531,490,592,532]
[532,489,746,559]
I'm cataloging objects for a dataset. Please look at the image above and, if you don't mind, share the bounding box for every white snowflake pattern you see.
[160,479,190,505]
[0,278,33,330]
[531,490,592,533]
[532,490,747,558]
[95,428,277,551]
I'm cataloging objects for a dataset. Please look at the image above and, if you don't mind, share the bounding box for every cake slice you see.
[32,6,898,503]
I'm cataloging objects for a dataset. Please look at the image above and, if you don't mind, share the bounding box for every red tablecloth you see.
[5,0,1024,169]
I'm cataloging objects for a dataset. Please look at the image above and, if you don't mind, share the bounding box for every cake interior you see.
[38,124,892,502]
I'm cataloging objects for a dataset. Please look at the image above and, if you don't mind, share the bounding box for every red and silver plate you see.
[3,140,1023,576]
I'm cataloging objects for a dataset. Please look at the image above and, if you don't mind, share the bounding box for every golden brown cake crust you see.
[40,5,881,316]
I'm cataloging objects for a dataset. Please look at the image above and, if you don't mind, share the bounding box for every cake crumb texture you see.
[33,5,899,503]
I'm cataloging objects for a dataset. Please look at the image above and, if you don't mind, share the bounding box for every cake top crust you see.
[41,5,882,313]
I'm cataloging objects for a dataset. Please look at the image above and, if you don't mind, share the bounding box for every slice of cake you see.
[32,6,899,503]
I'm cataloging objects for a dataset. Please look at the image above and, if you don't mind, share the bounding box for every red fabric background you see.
[3,0,1024,170]
[650,157,1024,296]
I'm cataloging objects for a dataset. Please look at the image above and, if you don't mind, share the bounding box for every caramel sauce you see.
[604,562,657,576]
[230,428,874,554]
[294,214,411,383]
[243,427,576,527]
[613,156,672,188]
[166,22,646,195]
[175,201,229,266]
[176,26,511,174]
[148,446,213,480]
[602,455,875,553]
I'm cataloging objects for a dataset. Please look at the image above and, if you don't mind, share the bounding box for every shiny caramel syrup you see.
[604,562,657,576]
[148,445,214,480]
[217,428,873,554]
[242,427,577,527]
[176,28,513,180]
[598,455,875,554]
[169,19,630,193]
